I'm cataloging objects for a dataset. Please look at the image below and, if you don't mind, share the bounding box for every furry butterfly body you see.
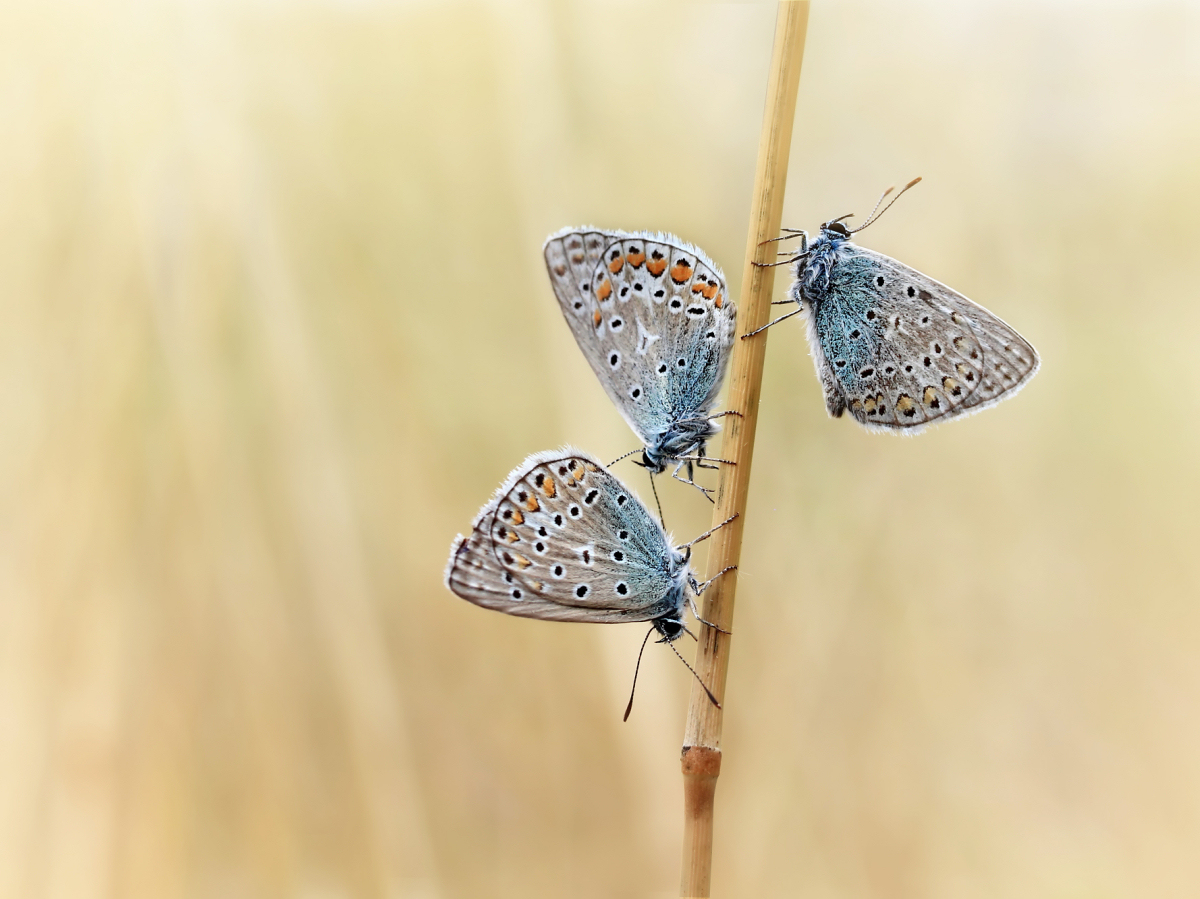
[544,229,736,476]
[771,214,1039,432]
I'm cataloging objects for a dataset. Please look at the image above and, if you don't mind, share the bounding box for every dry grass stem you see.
[679,3,810,896]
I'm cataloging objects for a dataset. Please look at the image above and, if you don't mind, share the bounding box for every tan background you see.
[2,0,1199,896]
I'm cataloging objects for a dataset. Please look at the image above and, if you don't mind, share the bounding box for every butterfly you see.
[544,229,737,494]
[748,179,1040,431]
[445,448,734,716]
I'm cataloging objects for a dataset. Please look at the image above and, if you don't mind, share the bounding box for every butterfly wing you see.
[807,245,1038,432]
[544,229,735,447]
[445,448,686,625]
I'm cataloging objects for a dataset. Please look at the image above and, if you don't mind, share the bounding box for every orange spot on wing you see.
[514,555,532,569]
[701,282,718,299]
[511,509,524,525]
[647,257,667,277]
[608,256,624,274]
[691,282,706,295]
[525,494,540,512]
[626,250,646,267]
[596,279,612,302]
[542,478,557,498]
[593,310,602,328]
[714,294,723,309]
[670,261,693,284]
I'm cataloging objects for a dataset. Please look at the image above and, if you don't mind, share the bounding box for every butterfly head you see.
[819,218,854,240]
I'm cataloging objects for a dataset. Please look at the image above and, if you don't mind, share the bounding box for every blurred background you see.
[2,0,1199,896]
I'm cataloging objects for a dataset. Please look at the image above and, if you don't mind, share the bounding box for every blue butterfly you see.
[544,229,737,494]
[749,179,1039,431]
[445,448,734,717]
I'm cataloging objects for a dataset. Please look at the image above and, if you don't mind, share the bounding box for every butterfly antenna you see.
[676,513,739,551]
[623,627,656,721]
[851,176,922,234]
[648,469,666,531]
[607,448,641,468]
[665,638,720,710]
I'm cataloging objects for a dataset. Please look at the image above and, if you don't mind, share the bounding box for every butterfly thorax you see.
[641,418,718,472]
[794,225,852,307]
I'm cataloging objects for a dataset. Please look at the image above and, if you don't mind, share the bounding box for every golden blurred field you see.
[2,1,1199,896]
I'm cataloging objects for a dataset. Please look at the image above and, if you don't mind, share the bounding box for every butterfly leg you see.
[705,410,743,422]
[741,305,802,339]
[677,512,739,551]
[692,566,737,597]
[670,460,717,503]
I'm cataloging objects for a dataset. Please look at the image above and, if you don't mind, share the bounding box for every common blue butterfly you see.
[749,179,1040,431]
[544,230,736,492]
[445,448,734,715]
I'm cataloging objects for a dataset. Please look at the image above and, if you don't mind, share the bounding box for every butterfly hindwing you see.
[807,244,1035,432]
[445,448,687,625]
[544,229,735,449]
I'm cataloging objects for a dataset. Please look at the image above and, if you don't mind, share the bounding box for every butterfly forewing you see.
[446,448,686,625]
[544,229,735,449]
